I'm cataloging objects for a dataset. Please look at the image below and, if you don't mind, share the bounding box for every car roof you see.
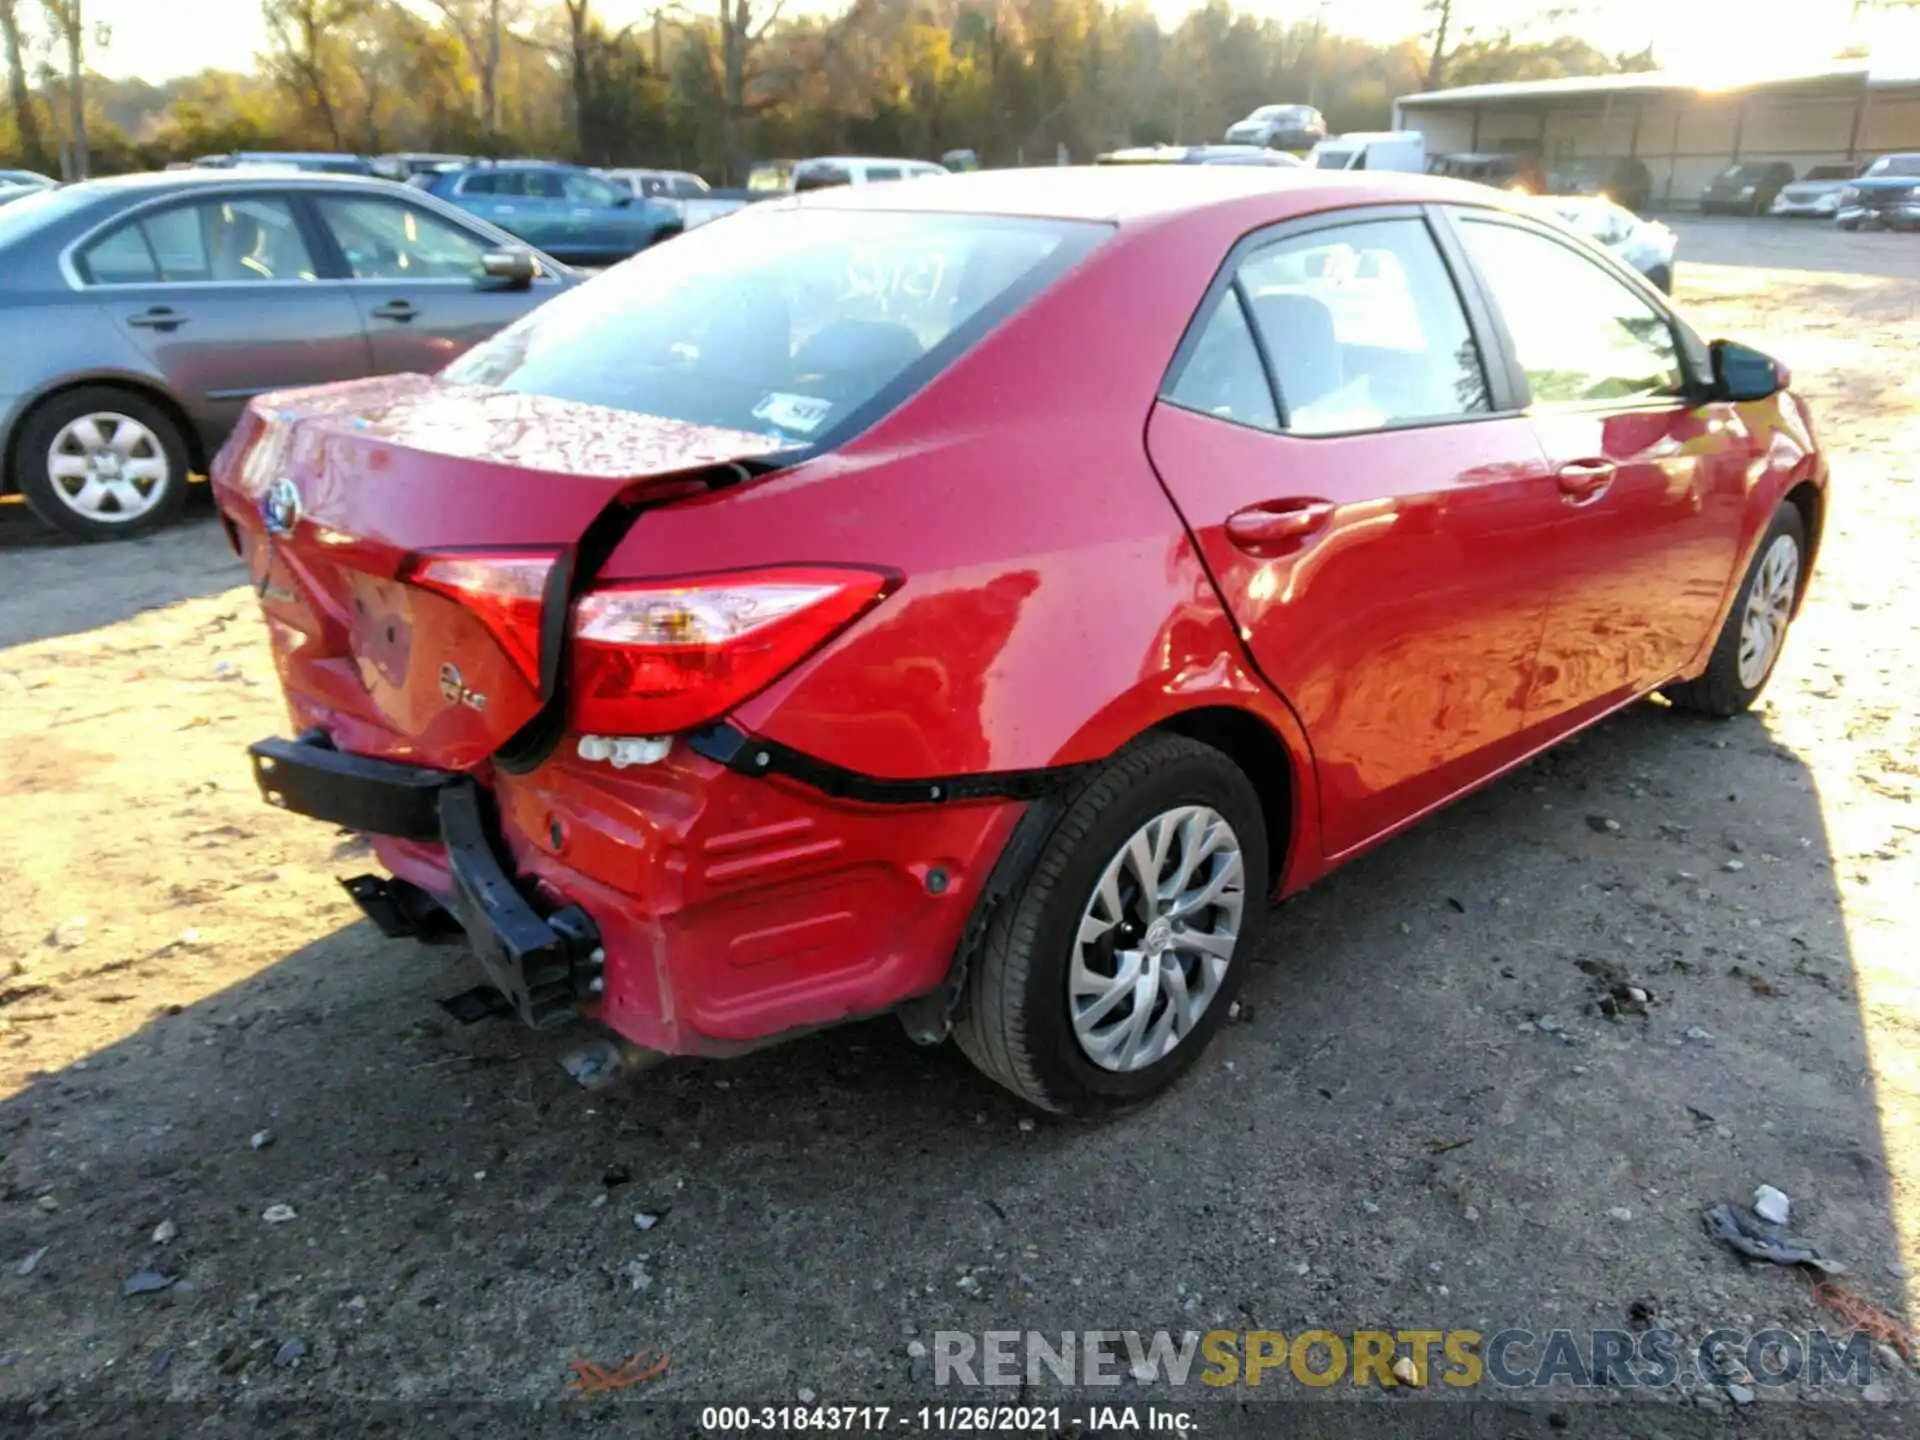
[60,170,406,198]
[797,156,940,168]
[791,164,1503,226]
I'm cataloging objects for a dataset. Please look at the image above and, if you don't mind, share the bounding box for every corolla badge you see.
[438,662,488,712]
[261,477,302,537]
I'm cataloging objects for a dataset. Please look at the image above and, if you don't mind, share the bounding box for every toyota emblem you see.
[261,477,302,537]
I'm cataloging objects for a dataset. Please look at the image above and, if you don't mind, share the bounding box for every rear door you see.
[75,190,368,439]
[1446,210,1748,725]
[304,190,566,374]
[1145,207,1564,858]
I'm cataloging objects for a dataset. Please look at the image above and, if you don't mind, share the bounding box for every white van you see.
[790,156,948,191]
[1307,131,1426,174]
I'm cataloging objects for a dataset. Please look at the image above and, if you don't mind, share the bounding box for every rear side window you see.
[1458,218,1682,405]
[78,196,316,284]
[1163,293,1278,431]
[443,208,1106,443]
[1233,217,1489,434]
[459,172,498,195]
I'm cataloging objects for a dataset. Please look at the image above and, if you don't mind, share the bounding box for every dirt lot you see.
[1,218,1917,1435]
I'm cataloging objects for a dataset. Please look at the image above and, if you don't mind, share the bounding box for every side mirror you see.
[1710,339,1787,402]
[477,248,539,291]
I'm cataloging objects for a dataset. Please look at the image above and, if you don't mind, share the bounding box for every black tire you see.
[14,386,191,541]
[952,734,1270,1116]
[1646,264,1673,295]
[1664,502,1807,718]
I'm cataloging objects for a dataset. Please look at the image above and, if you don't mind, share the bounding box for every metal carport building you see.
[1393,64,1920,210]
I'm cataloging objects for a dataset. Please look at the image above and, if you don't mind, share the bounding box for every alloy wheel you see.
[1069,805,1245,1073]
[1737,532,1800,689]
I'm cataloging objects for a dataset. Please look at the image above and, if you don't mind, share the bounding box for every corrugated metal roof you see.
[1396,63,1897,109]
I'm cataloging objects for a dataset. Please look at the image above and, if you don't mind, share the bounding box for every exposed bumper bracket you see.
[252,732,603,1032]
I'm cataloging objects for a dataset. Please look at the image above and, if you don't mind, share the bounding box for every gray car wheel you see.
[953,734,1269,1115]
[14,386,191,541]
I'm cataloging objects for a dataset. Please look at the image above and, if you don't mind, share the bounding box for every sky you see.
[73,0,1876,87]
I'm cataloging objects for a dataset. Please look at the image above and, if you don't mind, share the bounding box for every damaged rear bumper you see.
[248,734,602,1031]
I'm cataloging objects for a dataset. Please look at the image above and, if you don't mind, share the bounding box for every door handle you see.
[126,306,185,331]
[370,300,418,322]
[1224,499,1335,554]
[1556,459,1617,502]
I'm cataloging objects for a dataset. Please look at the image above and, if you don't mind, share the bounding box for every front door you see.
[305,192,565,375]
[1145,210,1564,857]
[77,191,368,441]
[1448,213,1749,724]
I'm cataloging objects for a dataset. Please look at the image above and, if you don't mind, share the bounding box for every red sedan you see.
[216,167,1825,1115]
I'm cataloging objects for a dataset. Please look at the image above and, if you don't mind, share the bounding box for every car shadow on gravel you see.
[0,699,1909,1423]
[0,492,241,649]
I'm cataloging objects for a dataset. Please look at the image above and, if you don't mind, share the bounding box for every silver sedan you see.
[0,171,573,540]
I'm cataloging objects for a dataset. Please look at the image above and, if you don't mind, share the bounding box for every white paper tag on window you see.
[752,392,833,433]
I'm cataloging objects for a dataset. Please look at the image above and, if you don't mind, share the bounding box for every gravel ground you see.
[1,219,1915,1436]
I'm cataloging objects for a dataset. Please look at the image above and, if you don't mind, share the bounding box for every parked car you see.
[1541,195,1678,292]
[1096,144,1303,168]
[1836,152,1920,231]
[1546,155,1652,213]
[1223,103,1327,152]
[0,180,55,207]
[225,151,378,176]
[0,168,56,190]
[374,152,474,181]
[1428,150,1547,195]
[602,168,746,229]
[215,167,1825,1114]
[789,156,948,190]
[1766,162,1860,218]
[1308,131,1427,174]
[0,171,573,540]
[1699,161,1794,216]
[416,161,682,263]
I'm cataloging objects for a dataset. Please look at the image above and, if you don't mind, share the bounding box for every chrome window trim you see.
[59,188,315,291]
[59,179,548,292]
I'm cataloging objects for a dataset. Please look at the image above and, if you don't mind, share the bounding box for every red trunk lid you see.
[215,375,784,771]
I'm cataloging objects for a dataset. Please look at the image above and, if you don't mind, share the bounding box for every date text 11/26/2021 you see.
[700,1405,1195,1432]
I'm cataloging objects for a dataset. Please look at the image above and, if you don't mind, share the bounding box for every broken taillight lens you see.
[569,567,893,735]
[404,549,561,687]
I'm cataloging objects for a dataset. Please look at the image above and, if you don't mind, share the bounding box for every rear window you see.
[1865,154,1920,178]
[443,207,1105,444]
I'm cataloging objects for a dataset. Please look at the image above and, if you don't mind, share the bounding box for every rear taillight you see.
[569,566,893,735]
[404,549,561,686]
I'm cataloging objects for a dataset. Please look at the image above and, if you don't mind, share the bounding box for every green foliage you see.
[0,0,1655,178]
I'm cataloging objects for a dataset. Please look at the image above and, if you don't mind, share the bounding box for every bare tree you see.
[39,0,83,176]
[263,0,367,150]
[434,0,514,135]
[0,0,48,171]
[718,0,783,183]
[559,0,590,151]
[1423,0,1453,92]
